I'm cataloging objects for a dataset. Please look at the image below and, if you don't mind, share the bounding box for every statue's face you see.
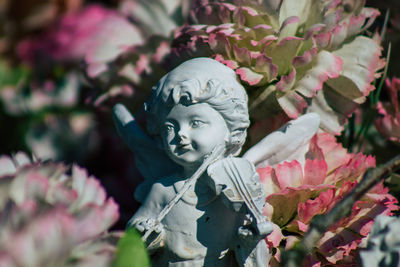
[161,103,229,169]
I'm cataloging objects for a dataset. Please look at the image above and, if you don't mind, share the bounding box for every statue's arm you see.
[113,104,180,202]
[113,103,159,154]
[207,157,272,265]
[127,182,169,252]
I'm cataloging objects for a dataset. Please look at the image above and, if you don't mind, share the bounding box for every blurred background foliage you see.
[1,0,138,229]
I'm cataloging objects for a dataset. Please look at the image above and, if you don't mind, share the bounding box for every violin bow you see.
[142,144,226,242]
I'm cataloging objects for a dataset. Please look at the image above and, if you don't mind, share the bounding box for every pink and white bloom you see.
[257,133,398,266]
[17,4,142,67]
[15,4,143,105]
[0,152,119,267]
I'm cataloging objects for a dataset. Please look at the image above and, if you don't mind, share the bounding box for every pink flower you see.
[375,77,400,142]
[0,152,119,266]
[17,4,142,68]
[257,133,398,265]
[13,4,145,107]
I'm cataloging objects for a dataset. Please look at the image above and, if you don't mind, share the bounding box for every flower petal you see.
[331,36,384,97]
[296,51,343,98]
[236,67,264,86]
[278,90,308,118]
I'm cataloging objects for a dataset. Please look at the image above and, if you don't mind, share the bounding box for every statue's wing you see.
[243,113,320,168]
[113,104,180,202]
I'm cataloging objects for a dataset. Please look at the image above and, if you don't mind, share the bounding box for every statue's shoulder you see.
[135,173,185,203]
[146,174,183,202]
[148,174,179,190]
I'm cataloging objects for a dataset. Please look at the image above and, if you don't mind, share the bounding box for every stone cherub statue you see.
[113,58,320,266]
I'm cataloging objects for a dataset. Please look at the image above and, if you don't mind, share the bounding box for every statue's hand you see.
[237,215,271,251]
[113,103,133,126]
[238,213,271,240]
[134,218,164,234]
[236,222,271,267]
[131,218,165,251]
[237,225,264,247]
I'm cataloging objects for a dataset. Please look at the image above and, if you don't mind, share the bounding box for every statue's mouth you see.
[178,141,191,149]
[175,143,192,154]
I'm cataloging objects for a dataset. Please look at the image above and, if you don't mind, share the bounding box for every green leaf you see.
[112,228,150,267]
[0,60,30,88]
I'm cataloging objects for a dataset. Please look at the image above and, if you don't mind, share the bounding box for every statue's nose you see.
[177,128,189,142]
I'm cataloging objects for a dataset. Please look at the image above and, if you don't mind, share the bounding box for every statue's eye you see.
[191,120,204,128]
[164,124,174,132]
